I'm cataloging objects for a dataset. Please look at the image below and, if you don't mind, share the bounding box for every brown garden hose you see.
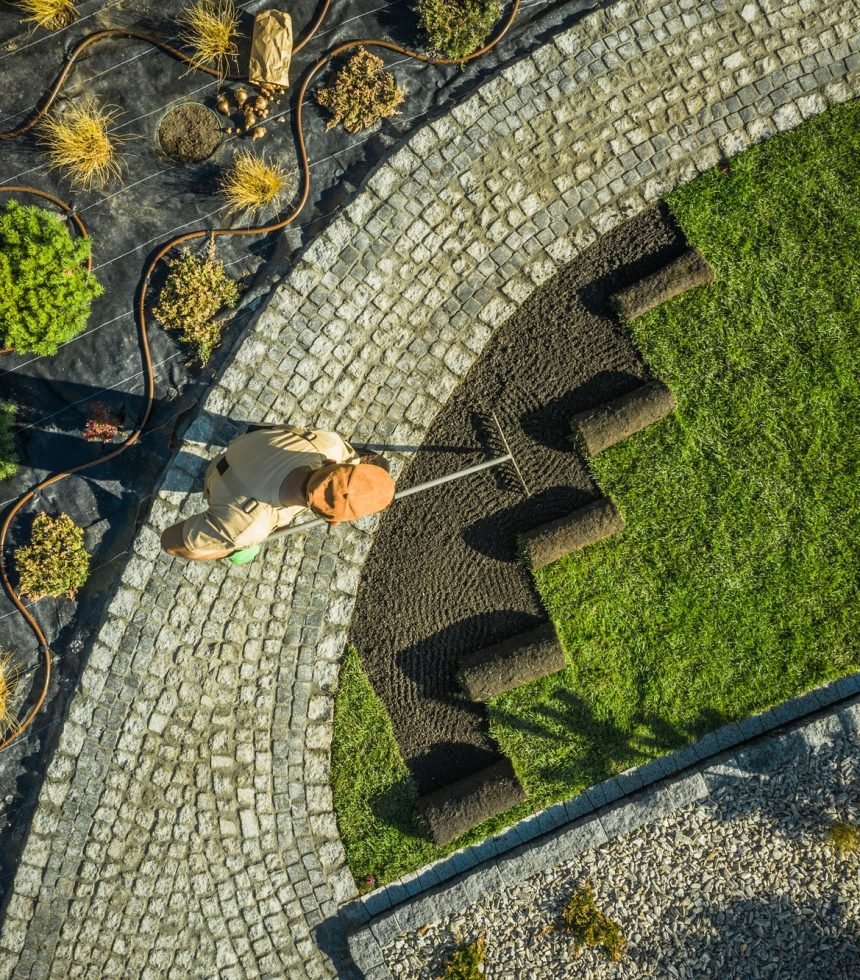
[0,0,520,750]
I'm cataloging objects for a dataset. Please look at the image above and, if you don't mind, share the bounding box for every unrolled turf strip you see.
[612,248,713,320]
[459,622,565,701]
[348,204,685,797]
[572,379,676,455]
[417,759,526,846]
[520,498,624,570]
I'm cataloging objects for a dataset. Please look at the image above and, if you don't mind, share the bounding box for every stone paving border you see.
[0,0,857,976]
[347,679,860,979]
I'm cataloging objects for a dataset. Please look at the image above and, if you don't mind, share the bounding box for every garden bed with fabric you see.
[336,101,860,886]
[0,0,599,897]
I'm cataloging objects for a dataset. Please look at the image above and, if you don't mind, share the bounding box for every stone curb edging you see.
[0,0,857,974]
[346,679,860,979]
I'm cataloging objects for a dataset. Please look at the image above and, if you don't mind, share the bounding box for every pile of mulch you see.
[349,204,686,795]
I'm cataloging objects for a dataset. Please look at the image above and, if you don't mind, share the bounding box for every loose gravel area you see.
[385,729,860,979]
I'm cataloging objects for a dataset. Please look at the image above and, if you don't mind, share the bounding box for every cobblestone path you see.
[0,0,856,976]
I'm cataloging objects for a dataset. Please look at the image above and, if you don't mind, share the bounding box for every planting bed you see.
[348,204,685,797]
[0,0,604,897]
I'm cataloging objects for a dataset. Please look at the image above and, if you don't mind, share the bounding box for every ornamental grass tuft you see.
[15,513,90,601]
[0,200,103,356]
[315,48,405,134]
[17,0,77,31]
[0,653,18,735]
[441,935,485,979]
[218,149,295,219]
[39,96,127,190]
[180,0,240,77]
[417,0,502,59]
[557,883,626,961]
[153,240,241,364]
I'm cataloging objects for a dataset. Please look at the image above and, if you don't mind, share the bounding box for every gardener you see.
[160,424,395,561]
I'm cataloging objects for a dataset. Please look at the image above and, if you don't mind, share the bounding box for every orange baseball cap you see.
[306,462,395,523]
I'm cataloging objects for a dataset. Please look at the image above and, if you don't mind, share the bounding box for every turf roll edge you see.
[417,759,525,846]
[520,498,623,570]
[612,248,714,320]
[459,623,565,701]
[572,380,676,456]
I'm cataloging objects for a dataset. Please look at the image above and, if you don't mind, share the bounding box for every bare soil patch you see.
[348,204,686,796]
[158,102,222,163]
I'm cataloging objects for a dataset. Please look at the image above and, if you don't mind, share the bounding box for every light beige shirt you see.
[182,426,358,553]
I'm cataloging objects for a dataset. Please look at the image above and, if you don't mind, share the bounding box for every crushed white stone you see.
[384,731,860,979]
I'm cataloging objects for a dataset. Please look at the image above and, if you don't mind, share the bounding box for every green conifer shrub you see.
[0,201,103,356]
[416,0,502,60]
[15,513,90,600]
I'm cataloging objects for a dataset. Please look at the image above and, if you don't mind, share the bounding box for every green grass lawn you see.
[332,101,860,887]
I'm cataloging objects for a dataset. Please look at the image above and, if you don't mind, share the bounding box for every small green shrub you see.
[417,0,502,59]
[0,403,19,481]
[15,513,90,600]
[153,241,241,364]
[557,883,626,962]
[828,821,860,854]
[440,935,485,979]
[315,48,405,134]
[83,401,120,443]
[0,201,103,355]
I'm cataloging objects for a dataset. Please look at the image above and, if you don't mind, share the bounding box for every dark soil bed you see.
[348,204,686,796]
[158,102,222,163]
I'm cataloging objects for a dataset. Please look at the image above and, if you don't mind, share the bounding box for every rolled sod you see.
[520,498,623,570]
[612,248,714,320]
[417,759,525,845]
[572,380,676,456]
[459,623,565,701]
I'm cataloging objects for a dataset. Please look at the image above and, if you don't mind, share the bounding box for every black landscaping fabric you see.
[0,0,608,872]
[349,204,686,796]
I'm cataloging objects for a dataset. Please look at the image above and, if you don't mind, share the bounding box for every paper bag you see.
[248,10,293,88]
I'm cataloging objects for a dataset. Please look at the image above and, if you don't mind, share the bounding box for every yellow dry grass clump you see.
[18,0,77,31]
[40,96,126,190]
[219,149,295,219]
[0,653,19,735]
[180,0,240,77]
[828,821,860,854]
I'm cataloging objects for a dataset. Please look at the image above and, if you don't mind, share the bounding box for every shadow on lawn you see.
[491,689,734,793]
